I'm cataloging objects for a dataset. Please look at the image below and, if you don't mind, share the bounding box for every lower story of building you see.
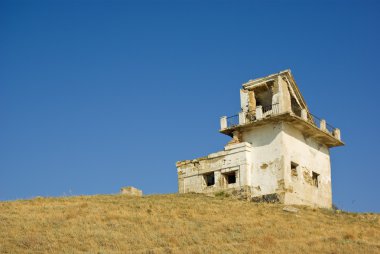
[176,138,332,208]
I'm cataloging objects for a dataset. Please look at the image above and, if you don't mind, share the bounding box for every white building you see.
[176,70,343,208]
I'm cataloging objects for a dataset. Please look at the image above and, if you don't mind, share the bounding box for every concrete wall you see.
[281,123,332,208]
[177,122,333,208]
[176,142,253,194]
[241,123,286,199]
[278,76,292,113]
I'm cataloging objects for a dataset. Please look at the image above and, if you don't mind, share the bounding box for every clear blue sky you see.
[1,0,379,212]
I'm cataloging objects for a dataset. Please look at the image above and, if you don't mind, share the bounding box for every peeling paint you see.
[303,169,313,185]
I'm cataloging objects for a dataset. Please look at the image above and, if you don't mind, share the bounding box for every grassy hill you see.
[0,193,379,253]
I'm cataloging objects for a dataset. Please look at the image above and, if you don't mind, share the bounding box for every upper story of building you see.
[219,70,344,148]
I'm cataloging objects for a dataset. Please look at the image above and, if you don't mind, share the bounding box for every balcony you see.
[220,103,342,143]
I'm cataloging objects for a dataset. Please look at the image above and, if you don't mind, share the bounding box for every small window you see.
[204,173,215,186]
[312,172,319,187]
[291,162,298,177]
[223,171,237,184]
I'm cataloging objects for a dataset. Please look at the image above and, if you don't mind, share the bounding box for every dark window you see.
[291,162,298,177]
[224,171,236,184]
[204,173,215,186]
[312,172,319,187]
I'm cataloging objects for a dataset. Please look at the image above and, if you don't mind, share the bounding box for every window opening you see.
[291,97,301,117]
[312,171,319,187]
[223,171,237,184]
[291,162,298,177]
[204,173,215,186]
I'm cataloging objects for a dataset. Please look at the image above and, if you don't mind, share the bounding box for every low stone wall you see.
[120,186,143,197]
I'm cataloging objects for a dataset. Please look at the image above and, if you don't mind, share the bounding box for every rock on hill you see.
[0,194,379,253]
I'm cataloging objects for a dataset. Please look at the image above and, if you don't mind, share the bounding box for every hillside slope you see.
[0,194,379,253]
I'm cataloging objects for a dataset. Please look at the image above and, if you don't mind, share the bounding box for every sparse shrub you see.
[215,191,230,198]
[343,233,356,240]
[326,236,338,242]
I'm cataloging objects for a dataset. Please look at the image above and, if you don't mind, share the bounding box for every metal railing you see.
[305,111,336,134]
[226,114,239,128]
[225,103,280,129]
[326,122,336,134]
[223,103,337,137]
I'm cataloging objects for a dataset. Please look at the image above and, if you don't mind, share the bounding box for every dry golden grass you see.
[0,193,379,253]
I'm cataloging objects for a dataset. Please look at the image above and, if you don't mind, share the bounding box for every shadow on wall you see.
[283,124,329,156]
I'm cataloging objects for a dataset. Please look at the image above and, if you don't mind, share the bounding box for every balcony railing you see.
[308,112,336,134]
[226,114,239,128]
[262,103,279,117]
[225,103,279,129]
[221,103,340,140]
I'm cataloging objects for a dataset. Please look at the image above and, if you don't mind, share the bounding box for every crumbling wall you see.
[176,142,253,194]
[240,89,256,112]
[275,75,292,113]
[240,89,249,112]
[120,186,143,197]
[281,122,332,208]
[248,90,256,112]
[227,131,242,146]
[240,89,256,121]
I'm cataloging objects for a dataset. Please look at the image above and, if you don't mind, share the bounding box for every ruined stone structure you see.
[176,70,344,208]
[120,186,143,197]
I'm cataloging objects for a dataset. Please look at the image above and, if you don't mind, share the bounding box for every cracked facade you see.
[176,70,344,208]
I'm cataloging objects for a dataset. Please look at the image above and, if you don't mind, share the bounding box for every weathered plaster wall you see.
[177,121,333,208]
[241,123,285,199]
[276,76,292,113]
[178,71,338,208]
[240,89,249,112]
[176,142,253,194]
[282,123,332,208]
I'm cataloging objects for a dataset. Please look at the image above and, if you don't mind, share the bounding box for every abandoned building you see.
[176,70,344,208]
